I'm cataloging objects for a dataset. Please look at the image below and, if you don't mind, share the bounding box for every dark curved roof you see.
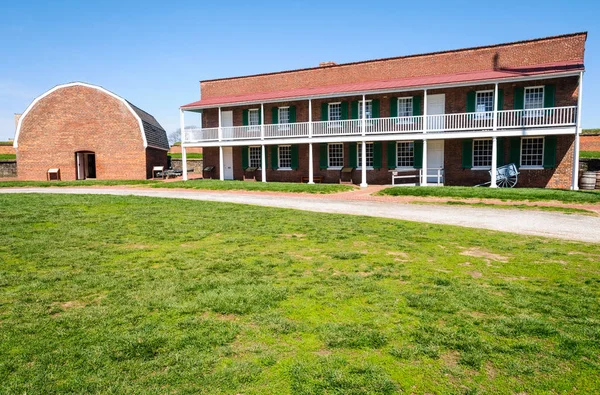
[127,101,169,150]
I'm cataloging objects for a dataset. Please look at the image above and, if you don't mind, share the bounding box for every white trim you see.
[327,142,344,169]
[14,82,148,149]
[524,86,545,110]
[357,141,374,169]
[277,144,292,169]
[520,136,545,168]
[181,71,581,111]
[475,90,494,114]
[472,138,493,169]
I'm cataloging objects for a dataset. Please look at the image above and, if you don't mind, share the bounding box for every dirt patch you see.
[387,251,409,258]
[60,301,86,309]
[356,271,373,277]
[468,271,483,278]
[314,349,332,356]
[441,351,460,367]
[281,233,306,239]
[460,247,509,263]
[485,362,497,379]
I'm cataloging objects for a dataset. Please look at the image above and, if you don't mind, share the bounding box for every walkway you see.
[2,187,599,243]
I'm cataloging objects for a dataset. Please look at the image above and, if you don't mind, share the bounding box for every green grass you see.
[151,179,355,194]
[581,150,600,159]
[582,128,600,135]
[378,186,600,204]
[168,152,203,159]
[1,194,599,393]
[0,179,159,187]
[0,141,13,146]
[0,153,16,160]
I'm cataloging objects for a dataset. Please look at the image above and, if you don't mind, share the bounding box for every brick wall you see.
[145,147,168,179]
[581,135,600,151]
[201,33,586,98]
[168,145,203,154]
[0,145,15,155]
[16,85,149,181]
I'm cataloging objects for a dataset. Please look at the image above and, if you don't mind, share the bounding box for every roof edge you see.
[200,31,587,84]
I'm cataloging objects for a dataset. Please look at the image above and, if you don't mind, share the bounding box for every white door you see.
[221,111,233,140]
[76,152,85,180]
[222,146,234,180]
[427,94,445,131]
[427,140,444,184]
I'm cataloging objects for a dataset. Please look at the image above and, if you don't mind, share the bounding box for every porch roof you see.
[181,60,583,110]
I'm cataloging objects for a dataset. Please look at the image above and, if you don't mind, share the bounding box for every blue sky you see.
[0,0,598,141]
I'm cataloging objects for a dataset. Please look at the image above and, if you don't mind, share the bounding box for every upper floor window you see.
[278,107,290,124]
[329,103,342,121]
[248,109,260,126]
[328,143,344,168]
[358,100,373,119]
[249,146,261,168]
[476,91,494,112]
[396,141,414,168]
[524,87,544,110]
[398,97,413,117]
[473,139,492,168]
[521,137,544,168]
[357,142,374,168]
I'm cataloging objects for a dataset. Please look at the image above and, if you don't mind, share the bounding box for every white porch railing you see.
[182,106,577,143]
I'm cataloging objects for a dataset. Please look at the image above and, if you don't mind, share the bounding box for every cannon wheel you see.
[497,174,518,188]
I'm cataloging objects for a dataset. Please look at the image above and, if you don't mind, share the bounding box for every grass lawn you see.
[0,180,159,187]
[1,194,599,394]
[151,179,355,194]
[0,154,16,160]
[168,152,203,159]
[581,151,600,159]
[378,186,600,204]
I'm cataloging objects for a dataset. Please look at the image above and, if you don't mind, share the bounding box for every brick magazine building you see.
[14,82,169,180]
[180,32,586,189]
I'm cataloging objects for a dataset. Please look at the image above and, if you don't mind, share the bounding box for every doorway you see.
[427,140,444,184]
[222,147,234,180]
[427,94,446,131]
[76,152,96,180]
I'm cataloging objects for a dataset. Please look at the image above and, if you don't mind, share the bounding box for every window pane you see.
[359,101,373,119]
[329,103,341,121]
[249,109,260,126]
[357,142,374,167]
[328,143,344,167]
[279,108,290,124]
[249,146,261,168]
[473,139,492,168]
[476,91,494,112]
[521,137,544,167]
[396,142,414,167]
[524,87,544,110]
[398,98,413,117]
[279,145,291,168]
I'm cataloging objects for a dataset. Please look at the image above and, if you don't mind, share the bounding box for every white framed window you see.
[396,141,414,168]
[249,146,261,168]
[328,143,344,168]
[248,109,260,125]
[358,100,373,119]
[398,97,413,118]
[521,137,544,168]
[278,145,291,169]
[476,91,494,113]
[524,86,544,110]
[357,142,374,168]
[473,139,493,169]
[329,103,342,121]
[278,107,290,124]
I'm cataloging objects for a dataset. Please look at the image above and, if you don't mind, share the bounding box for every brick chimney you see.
[319,61,337,67]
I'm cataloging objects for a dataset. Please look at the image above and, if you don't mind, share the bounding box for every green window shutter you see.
[462,139,473,169]
[242,110,249,126]
[321,103,328,121]
[272,107,279,124]
[466,91,476,113]
[497,89,504,111]
[372,99,380,118]
[291,145,299,170]
[373,142,382,169]
[319,143,328,169]
[271,145,278,169]
[390,97,398,117]
[509,137,521,167]
[349,143,357,168]
[351,101,359,119]
[544,84,555,108]
[412,96,422,116]
[242,146,249,168]
[496,138,505,167]
[289,106,296,123]
[258,109,262,125]
[513,87,524,110]
[387,142,396,169]
[413,141,423,169]
[341,102,349,120]
[543,136,557,168]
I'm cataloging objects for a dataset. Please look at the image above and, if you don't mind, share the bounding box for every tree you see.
[168,126,198,146]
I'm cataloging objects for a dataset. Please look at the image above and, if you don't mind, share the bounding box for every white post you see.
[218,107,222,141]
[308,99,314,184]
[572,71,584,190]
[219,146,224,181]
[491,136,498,188]
[180,109,188,181]
[360,94,367,187]
[261,145,266,182]
[260,103,265,141]
[421,89,428,186]
[493,83,499,131]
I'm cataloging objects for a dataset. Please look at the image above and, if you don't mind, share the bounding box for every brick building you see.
[14,82,169,180]
[180,32,586,189]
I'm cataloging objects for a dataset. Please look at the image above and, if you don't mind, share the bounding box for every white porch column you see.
[180,109,188,181]
[421,89,428,186]
[360,94,368,187]
[219,146,224,181]
[491,136,498,188]
[308,99,314,184]
[572,71,584,190]
[261,145,266,182]
[260,103,265,141]
[218,107,222,141]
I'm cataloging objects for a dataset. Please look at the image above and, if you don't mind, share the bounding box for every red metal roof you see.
[181,60,583,109]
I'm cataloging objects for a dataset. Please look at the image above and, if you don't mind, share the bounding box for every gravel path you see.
[2,187,599,243]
